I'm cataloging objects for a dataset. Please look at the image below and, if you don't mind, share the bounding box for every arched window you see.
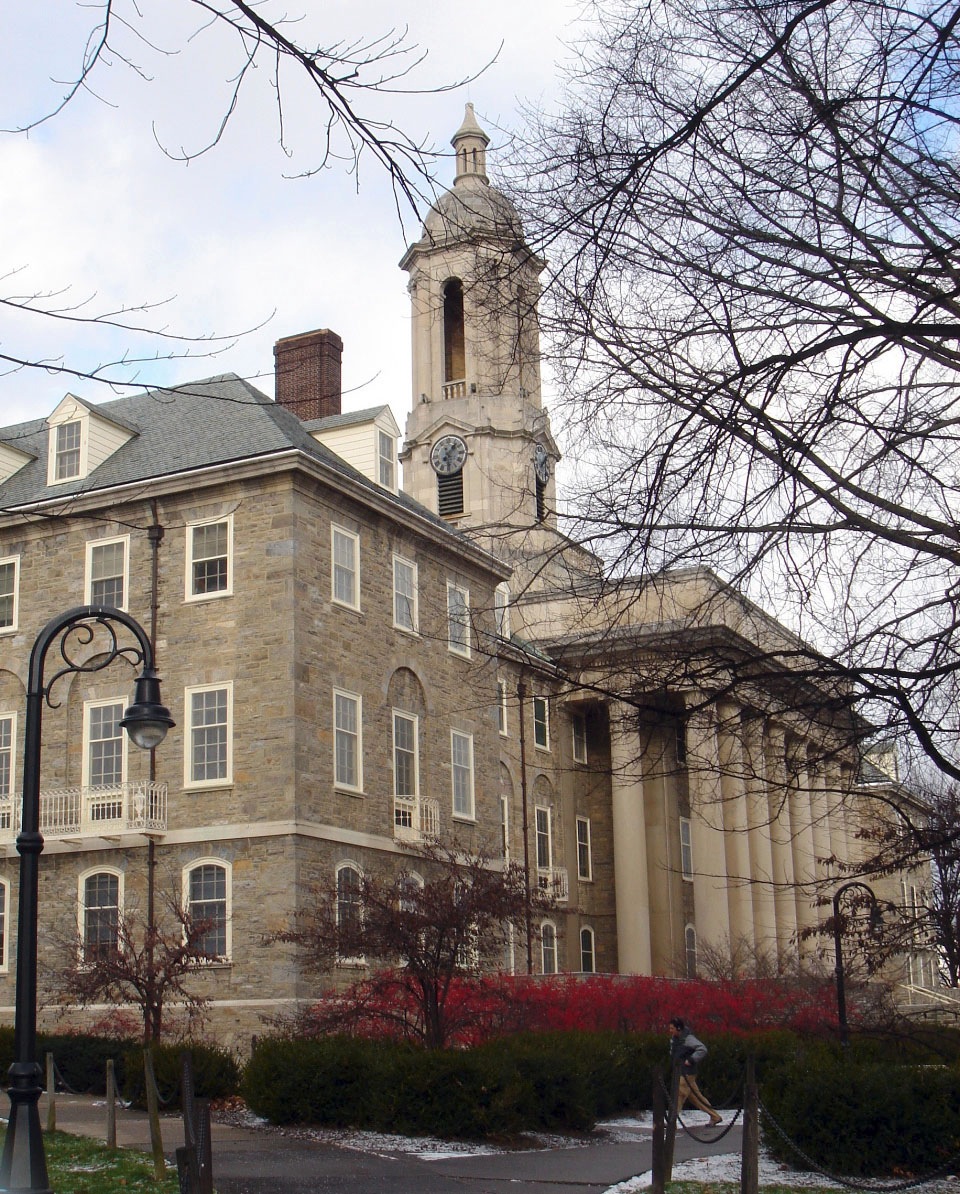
[443,279,465,384]
[685,924,698,979]
[81,869,121,961]
[0,878,8,971]
[541,921,558,975]
[186,860,230,960]
[580,927,596,974]
[336,863,364,961]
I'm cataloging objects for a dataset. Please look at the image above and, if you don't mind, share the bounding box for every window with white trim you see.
[571,712,587,764]
[536,806,552,873]
[81,869,121,961]
[83,700,126,819]
[393,711,419,800]
[336,862,364,962]
[447,582,470,656]
[494,583,510,638]
[685,923,698,978]
[500,794,510,860]
[378,430,396,490]
[580,926,596,973]
[186,517,232,599]
[533,696,550,750]
[0,880,8,971]
[451,730,475,820]
[186,860,230,960]
[679,816,693,881]
[393,555,418,633]
[0,714,14,830]
[54,420,82,481]
[541,921,558,975]
[576,816,593,881]
[0,557,19,632]
[185,684,232,786]
[333,690,362,791]
[86,537,128,608]
[497,679,508,736]
[331,526,360,609]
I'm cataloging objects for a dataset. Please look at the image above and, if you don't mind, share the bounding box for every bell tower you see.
[399,105,559,540]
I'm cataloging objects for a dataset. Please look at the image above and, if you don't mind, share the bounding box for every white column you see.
[787,736,818,943]
[765,721,799,958]
[741,715,779,962]
[609,702,652,973]
[687,704,732,953]
[717,701,755,952]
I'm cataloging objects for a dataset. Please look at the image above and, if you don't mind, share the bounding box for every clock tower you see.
[399,105,561,552]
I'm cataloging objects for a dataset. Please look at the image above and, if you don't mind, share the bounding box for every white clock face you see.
[534,443,551,484]
[430,435,468,476]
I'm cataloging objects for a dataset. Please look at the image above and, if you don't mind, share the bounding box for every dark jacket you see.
[670,1030,708,1074]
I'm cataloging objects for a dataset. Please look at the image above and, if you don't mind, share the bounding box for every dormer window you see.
[378,430,395,490]
[55,421,82,481]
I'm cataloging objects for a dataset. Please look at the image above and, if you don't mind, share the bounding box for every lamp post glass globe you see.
[119,669,175,750]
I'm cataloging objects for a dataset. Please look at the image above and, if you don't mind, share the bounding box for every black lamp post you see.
[832,879,884,1050]
[0,607,174,1194]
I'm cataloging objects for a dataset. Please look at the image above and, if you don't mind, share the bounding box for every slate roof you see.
[0,377,458,541]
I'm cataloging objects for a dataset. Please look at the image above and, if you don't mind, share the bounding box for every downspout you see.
[517,677,533,975]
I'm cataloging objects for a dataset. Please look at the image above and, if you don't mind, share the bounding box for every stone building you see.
[0,106,932,1045]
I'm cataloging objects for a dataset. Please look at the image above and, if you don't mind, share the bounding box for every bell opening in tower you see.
[443,278,466,392]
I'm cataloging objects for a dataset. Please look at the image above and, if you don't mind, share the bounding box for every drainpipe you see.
[517,678,533,975]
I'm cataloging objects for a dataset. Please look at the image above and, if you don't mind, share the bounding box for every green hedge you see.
[121,1042,241,1110]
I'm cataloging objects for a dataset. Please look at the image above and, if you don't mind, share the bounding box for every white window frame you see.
[679,816,693,881]
[85,535,130,610]
[78,866,123,963]
[48,418,84,484]
[685,923,698,978]
[184,858,232,962]
[576,816,593,881]
[184,682,233,788]
[541,920,558,975]
[533,696,550,750]
[331,525,360,610]
[580,926,596,974]
[335,861,365,966]
[0,556,19,633]
[0,713,15,832]
[392,555,418,634]
[185,514,233,601]
[0,879,8,972]
[500,794,510,861]
[378,430,396,491]
[497,679,508,736]
[82,698,128,792]
[535,805,553,872]
[333,689,363,792]
[392,710,419,800]
[571,712,588,764]
[446,582,471,657]
[451,729,475,821]
[494,583,510,638]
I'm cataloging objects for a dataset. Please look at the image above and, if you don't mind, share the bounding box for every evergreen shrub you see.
[122,1041,240,1109]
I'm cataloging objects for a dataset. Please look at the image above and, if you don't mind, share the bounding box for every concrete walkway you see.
[37,1091,742,1193]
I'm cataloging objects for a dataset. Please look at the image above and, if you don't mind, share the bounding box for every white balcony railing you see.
[393,795,440,842]
[0,781,167,843]
[538,866,569,902]
[442,379,467,400]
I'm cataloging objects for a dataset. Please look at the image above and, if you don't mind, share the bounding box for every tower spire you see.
[452,102,490,186]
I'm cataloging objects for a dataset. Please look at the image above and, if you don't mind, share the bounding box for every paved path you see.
[37,1092,742,1193]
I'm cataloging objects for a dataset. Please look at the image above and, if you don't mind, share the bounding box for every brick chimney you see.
[273,328,343,421]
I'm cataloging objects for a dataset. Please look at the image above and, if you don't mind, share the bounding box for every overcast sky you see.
[0,1,576,431]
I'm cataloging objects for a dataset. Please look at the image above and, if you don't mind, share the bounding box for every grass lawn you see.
[2,1130,180,1194]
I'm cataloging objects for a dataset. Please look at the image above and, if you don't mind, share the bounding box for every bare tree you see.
[508,0,960,790]
[46,891,218,1043]
[270,841,556,1048]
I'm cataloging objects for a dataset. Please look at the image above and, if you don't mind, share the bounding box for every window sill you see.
[183,781,234,793]
[331,600,364,617]
[393,625,420,639]
[452,814,477,825]
[184,591,233,604]
[334,785,365,798]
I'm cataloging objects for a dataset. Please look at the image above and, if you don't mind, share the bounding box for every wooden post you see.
[663,1065,680,1181]
[106,1058,117,1148]
[741,1056,759,1194]
[651,1068,666,1194]
[44,1052,55,1134]
[144,1045,167,1181]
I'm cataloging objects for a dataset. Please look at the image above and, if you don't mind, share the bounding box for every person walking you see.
[667,1017,722,1125]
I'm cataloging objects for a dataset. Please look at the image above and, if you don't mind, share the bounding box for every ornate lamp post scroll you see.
[0,607,174,1194]
[832,879,884,1050]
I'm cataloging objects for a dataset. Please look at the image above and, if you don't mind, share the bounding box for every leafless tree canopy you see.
[510,0,960,780]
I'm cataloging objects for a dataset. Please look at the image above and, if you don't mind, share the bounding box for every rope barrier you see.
[658,1068,743,1144]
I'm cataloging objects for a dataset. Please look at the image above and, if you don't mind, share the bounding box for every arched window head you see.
[541,921,558,975]
[443,279,466,387]
[685,924,698,979]
[580,927,596,974]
